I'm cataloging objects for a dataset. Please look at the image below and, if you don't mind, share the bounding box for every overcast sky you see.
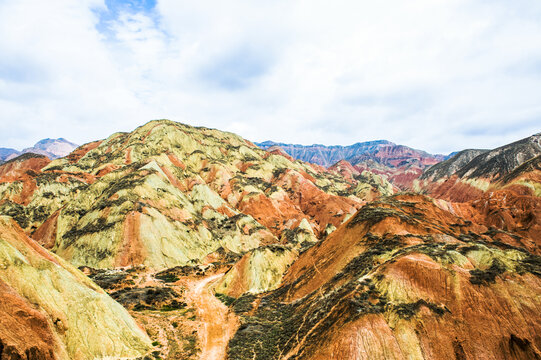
[1,0,540,154]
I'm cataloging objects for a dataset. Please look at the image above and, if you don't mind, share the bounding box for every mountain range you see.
[0,120,540,359]
[0,138,78,163]
[256,140,447,189]
[256,140,447,167]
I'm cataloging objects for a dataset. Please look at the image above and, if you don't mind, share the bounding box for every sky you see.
[0,0,540,154]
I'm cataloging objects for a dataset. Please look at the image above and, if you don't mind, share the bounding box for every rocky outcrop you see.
[328,160,395,200]
[0,153,88,235]
[0,216,151,359]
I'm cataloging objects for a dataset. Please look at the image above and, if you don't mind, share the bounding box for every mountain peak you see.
[24,137,78,159]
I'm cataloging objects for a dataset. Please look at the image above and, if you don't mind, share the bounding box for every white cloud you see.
[0,0,540,153]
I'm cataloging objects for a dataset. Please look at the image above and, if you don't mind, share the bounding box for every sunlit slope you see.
[0,120,393,270]
[0,216,151,359]
[226,194,541,360]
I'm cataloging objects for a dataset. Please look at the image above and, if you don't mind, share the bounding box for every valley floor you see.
[187,273,239,360]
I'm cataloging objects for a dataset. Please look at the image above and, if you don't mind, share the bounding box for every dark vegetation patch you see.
[102,171,147,199]
[35,172,59,186]
[230,175,274,193]
[232,294,257,314]
[519,255,541,277]
[272,168,287,179]
[469,259,506,285]
[96,195,138,212]
[215,293,236,307]
[392,241,463,264]
[30,205,50,223]
[62,206,87,217]
[332,239,400,282]
[227,298,297,360]
[62,217,116,245]
[216,214,244,231]
[281,227,313,245]
[204,214,266,239]
[0,201,28,228]
[393,299,450,319]
[43,164,64,171]
[42,191,55,199]
[110,286,186,311]
[457,231,482,243]
[80,267,129,289]
[457,244,482,255]
[261,244,289,254]
[206,246,243,266]
[154,264,220,282]
[183,334,199,358]
[347,201,418,229]
[483,227,522,241]
[353,173,385,189]
[154,272,180,283]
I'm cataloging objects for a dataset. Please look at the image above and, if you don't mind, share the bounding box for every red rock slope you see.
[226,194,541,360]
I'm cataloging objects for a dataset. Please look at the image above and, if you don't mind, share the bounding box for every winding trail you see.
[187,273,239,360]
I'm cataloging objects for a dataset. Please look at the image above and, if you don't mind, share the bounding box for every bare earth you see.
[187,273,239,360]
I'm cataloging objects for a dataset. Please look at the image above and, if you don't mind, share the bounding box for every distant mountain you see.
[420,132,541,202]
[421,149,489,182]
[256,140,395,167]
[455,132,541,180]
[0,148,20,162]
[257,140,447,189]
[21,137,78,159]
[1,138,78,161]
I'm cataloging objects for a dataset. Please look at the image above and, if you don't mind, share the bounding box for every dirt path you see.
[187,273,239,360]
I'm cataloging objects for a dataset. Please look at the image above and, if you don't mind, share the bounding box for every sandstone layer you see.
[0,216,151,359]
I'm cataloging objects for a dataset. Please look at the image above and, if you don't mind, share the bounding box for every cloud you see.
[199,46,273,90]
[0,0,540,153]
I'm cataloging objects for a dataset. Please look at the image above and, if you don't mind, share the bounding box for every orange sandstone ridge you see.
[225,194,541,359]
